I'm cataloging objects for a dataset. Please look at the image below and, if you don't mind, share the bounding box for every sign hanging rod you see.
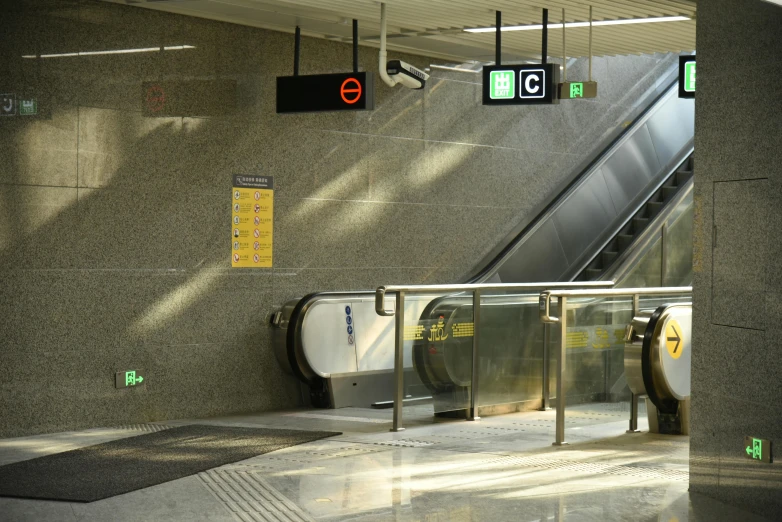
[353,19,358,73]
[293,26,301,76]
[495,10,501,66]
[542,9,548,65]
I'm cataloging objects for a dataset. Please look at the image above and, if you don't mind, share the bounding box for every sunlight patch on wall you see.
[128,263,223,337]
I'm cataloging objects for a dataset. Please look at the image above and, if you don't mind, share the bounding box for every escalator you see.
[271,63,695,409]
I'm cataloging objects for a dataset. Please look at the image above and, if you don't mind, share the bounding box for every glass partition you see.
[406,292,474,417]
[662,192,694,286]
[553,293,691,417]
[475,293,544,411]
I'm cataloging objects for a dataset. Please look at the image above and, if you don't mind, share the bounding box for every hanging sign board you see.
[276,72,375,113]
[558,81,598,100]
[679,56,696,98]
[232,175,273,268]
[482,64,559,106]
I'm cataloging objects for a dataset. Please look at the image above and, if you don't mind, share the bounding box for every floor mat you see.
[0,424,339,502]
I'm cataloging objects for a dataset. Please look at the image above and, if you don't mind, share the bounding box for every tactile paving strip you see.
[111,423,174,432]
[484,455,689,482]
[199,469,315,522]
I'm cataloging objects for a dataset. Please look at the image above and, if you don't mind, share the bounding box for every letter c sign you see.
[520,70,546,99]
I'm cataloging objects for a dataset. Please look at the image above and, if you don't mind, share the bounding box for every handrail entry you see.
[375,286,395,316]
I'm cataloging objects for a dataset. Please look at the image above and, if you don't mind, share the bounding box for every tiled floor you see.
[0,403,772,521]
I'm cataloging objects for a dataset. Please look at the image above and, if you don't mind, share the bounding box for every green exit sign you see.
[558,81,598,100]
[19,99,38,116]
[744,436,772,463]
[115,370,145,388]
[679,56,695,98]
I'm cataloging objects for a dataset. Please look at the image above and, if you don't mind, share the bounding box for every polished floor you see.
[0,403,771,521]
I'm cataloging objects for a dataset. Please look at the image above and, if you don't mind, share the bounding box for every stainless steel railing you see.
[375,281,614,432]
[539,286,692,445]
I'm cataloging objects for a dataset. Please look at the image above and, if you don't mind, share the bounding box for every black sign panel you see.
[482,64,559,106]
[679,56,696,99]
[233,174,273,190]
[277,72,375,113]
[141,79,237,117]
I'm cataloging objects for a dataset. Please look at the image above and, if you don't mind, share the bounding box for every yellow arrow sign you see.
[666,319,684,359]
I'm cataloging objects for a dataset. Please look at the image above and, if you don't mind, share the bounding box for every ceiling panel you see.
[105,0,697,61]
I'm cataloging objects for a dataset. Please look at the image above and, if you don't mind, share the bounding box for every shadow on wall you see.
[0,0,678,438]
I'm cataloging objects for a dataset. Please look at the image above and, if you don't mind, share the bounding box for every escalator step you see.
[647,201,665,216]
[618,234,634,251]
[633,217,649,233]
[647,189,664,204]
[602,251,618,266]
[586,268,603,280]
[676,170,693,185]
[662,186,679,200]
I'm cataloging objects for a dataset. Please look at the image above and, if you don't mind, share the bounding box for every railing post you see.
[468,289,481,421]
[627,393,641,433]
[540,323,552,410]
[554,296,568,446]
[628,292,641,433]
[391,291,406,432]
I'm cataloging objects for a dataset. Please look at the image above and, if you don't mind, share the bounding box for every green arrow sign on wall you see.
[115,370,146,389]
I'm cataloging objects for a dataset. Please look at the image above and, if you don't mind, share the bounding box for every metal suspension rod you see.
[542,9,548,64]
[562,9,566,82]
[495,10,502,65]
[353,19,358,73]
[589,6,593,81]
[293,26,301,76]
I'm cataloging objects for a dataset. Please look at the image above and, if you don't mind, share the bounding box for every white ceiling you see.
[108,0,697,62]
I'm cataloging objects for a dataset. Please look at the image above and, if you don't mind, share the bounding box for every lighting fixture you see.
[464,16,690,33]
[22,45,195,59]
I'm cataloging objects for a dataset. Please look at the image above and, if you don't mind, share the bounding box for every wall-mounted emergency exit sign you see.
[744,436,772,463]
[115,370,145,388]
[679,56,696,98]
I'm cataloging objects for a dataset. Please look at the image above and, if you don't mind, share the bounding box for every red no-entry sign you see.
[277,72,374,113]
[340,78,362,104]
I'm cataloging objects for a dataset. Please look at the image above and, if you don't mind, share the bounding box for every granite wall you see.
[689,0,782,518]
[0,0,676,437]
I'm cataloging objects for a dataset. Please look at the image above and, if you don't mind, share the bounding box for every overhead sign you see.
[744,436,772,463]
[115,370,145,388]
[558,81,598,100]
[232,175,273,268]
[277,72,375,113]
[679,56,695,98]
[483,64,559,106]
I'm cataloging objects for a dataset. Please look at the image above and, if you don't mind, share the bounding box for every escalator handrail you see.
[467,73,682,283]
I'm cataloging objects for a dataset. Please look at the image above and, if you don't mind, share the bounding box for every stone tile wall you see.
[0,0,676,436]
[689,0,782,519]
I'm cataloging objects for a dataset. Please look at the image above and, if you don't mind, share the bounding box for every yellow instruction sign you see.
[665,319,684,359]
[231,175,273,268]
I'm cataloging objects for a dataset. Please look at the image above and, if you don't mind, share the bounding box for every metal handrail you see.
[375,281,614,432]
[539,286,692,445]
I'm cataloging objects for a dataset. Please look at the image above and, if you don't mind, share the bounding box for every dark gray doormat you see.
[0,424,340,502]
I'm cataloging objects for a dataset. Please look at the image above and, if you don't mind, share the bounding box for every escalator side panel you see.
[496,220,570,283]
[600,124,660,212]
[646,96,696,170]
[552,168,618,265]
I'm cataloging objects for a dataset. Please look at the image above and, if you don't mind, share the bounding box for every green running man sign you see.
[489,70,514,99]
